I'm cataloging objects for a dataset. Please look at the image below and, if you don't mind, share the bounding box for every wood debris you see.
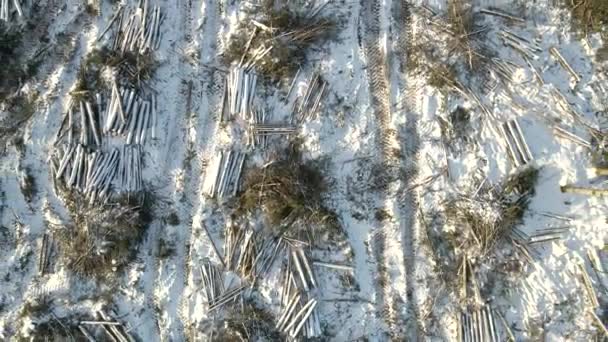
[498,28,541,58]
[38,233,54,276]
[221,67,257,121]
[294,72,326,122]
[100,1,164,54]
[579,263,600,309]
[553,126,591,149]
[560,185,608,197]
[501,118,533,167]
[459,305,501,342]
[200,260,224,306]
[0,0,23,21]
[202,150,246,199]
[550,47,581,83]
[479,8,524,23]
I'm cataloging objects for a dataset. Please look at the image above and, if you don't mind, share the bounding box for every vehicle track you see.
[150,0,197,340]
[179,0,224,338]
[393,0,424,339]
[360,0,404,337]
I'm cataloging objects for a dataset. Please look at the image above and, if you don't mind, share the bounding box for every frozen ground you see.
[0,0,606,341]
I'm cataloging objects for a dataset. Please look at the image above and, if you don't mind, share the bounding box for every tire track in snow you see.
[391,0,423,339]
[360,0,406,337]
[151,0,197,340]
[179,0,224,337]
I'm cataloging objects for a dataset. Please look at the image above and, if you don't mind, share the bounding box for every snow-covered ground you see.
[0,0,606,340]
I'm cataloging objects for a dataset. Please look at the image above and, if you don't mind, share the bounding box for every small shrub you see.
[374,208,392,222]
[427,64,458,90]
[444,166,539,258]
[19,168,36,203]
[85,3,99,16]
[19,296,53,319]
[165,212,180,226]
[157,238,175,259]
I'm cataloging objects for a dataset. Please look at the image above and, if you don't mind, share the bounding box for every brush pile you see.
[444,167,539,265]
[238,145,339,240]
[224,2,335,79]
[54,192,152,278]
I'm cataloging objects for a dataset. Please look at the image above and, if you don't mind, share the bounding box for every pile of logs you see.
[294,72,326,122]
[0,0,23,21]
[501,118,533,167]
[55,99,104,147]
[458,305,505,342]
[38,233,53,276]
[51,144,143,203]
[550,47,581,83]
[277,245,321,339]
[202,150,246,199]
[104,88,157,145]
[54,89,157,146]
[221,67,258,121]
[248,109,296,148]
[200,260,224,306]
[224,227,257,277]
[99,1,163,54]
[79,310,134,342]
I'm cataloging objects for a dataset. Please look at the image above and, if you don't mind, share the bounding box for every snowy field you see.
[0,0,606,341]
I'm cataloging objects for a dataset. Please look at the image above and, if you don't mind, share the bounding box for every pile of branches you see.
[444,167,539,261]
[209,301,282,341]
[562,0,608,36]
[54,191,153,278]
[238,143,340,241]
[0,23,24,101]
[224,2,335,79]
